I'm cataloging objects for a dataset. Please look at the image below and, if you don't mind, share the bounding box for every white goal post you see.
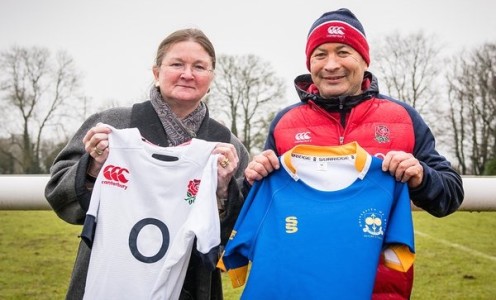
[0,175,495,211]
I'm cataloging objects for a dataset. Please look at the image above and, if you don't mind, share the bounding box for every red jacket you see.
[261,72,464,299]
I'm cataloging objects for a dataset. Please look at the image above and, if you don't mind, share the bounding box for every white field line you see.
[415,230,496,263]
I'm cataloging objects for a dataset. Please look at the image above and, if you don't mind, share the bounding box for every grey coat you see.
[45,101,250,300]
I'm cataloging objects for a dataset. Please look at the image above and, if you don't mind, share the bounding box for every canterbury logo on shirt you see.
[102,164,130,190]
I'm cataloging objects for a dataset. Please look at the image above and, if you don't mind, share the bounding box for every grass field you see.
[1,210,495,299]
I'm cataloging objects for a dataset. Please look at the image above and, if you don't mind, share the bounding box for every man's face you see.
[309,43,368,98]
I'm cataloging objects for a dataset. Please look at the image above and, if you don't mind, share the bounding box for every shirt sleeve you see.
[218,176,275,287]
[80,171,103,248]
[383,181,415,271]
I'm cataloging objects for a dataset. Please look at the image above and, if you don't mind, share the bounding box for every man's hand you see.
[382,151,424,188]
[244,150,280,185]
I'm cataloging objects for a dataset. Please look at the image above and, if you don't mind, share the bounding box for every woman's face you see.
[309,43,368,98]
[153,40,214,106]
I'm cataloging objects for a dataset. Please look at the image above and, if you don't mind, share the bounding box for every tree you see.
[208,54,286,153]
[0,46,83,173]
[446,43,496,175]
[0,137,17,173]
[483,159,496,175]
[371,31,465,170]
[371,31,442,119]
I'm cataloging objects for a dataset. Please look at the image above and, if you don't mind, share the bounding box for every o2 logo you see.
[128,218,169,263]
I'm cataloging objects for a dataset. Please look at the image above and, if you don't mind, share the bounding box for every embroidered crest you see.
[285,216,298,234]
[358,209,386,239]
[374,125,390,143]
[184,179,201,205]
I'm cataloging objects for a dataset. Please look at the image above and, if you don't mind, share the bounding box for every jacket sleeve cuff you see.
[75,153,93,212]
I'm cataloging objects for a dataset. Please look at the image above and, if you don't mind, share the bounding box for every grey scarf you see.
[150,86,207,146]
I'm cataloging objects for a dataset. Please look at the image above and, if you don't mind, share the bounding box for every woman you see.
[45,28,249,299]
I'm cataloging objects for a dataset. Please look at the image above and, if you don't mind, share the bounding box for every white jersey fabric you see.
[81,126,220,300]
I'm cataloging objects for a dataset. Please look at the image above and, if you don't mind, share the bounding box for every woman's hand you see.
[83,123,112,177]
[212,143,239,199]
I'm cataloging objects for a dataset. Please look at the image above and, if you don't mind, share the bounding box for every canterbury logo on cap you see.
[327,26,345,36]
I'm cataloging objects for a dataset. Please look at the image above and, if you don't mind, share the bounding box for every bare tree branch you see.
[0,46,84,173]
[446,43,496,174]
[209,54,286,153]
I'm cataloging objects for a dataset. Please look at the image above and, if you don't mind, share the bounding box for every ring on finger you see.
[220,158,230,168]
[94,146,103,156]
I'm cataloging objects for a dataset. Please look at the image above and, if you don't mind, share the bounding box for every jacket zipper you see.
[339,97,346,145]
[311,101,347,145]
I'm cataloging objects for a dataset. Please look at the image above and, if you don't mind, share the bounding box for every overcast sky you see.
[1,0,495,108]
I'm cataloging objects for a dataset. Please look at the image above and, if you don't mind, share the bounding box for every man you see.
[244,8,464,299]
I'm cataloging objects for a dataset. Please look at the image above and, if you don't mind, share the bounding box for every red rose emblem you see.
[185,179,201,204]
[374,125,390,143]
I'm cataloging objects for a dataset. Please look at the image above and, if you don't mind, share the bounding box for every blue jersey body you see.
[222,143,415,300]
